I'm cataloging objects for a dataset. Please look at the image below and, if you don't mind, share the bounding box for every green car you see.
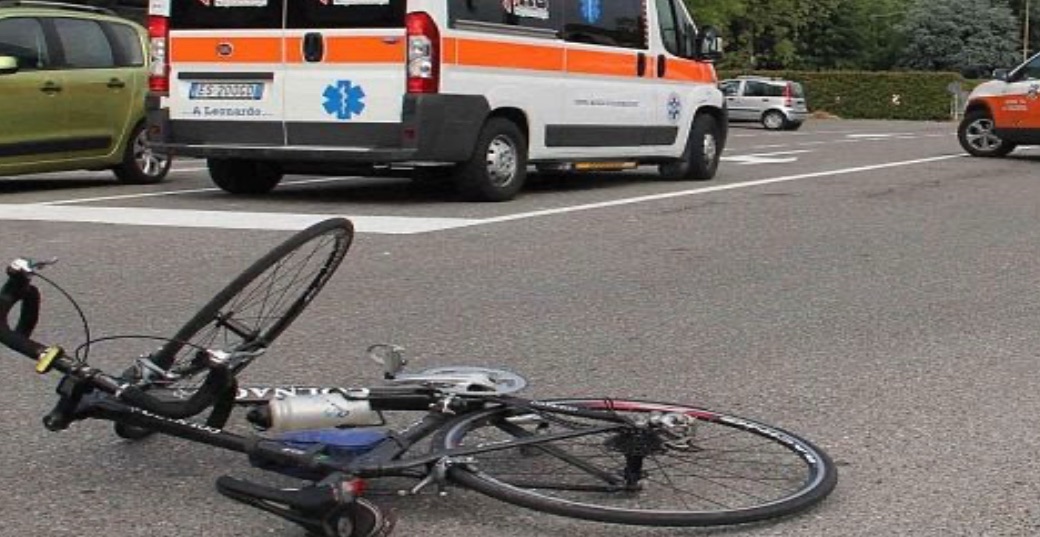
[0,0,170,183]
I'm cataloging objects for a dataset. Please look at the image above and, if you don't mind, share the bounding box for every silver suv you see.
[720,76,808,131]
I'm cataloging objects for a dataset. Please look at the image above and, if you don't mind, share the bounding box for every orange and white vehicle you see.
[959,51,1040,158]
[146,0,726,201]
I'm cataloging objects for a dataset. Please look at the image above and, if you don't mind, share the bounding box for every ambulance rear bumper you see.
[148,94,491,164]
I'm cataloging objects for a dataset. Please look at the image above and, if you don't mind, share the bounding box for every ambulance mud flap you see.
[402,94,490,162]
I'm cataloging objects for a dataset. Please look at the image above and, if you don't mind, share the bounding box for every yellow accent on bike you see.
[36,346,61,374]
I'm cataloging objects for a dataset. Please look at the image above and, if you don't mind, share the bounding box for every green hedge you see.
[718,70,969,121]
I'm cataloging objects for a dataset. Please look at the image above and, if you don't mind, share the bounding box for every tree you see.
[898,0,1019,74]
[686,0,913,70]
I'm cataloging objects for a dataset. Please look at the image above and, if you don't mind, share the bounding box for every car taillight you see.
[148,15,169,93]
[784,83,794,107]
[405,12,440,94]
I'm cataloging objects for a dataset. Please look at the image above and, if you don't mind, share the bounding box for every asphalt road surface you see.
[2,119,1040,537]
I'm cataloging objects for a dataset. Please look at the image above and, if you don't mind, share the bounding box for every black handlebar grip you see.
[0,277,46,360]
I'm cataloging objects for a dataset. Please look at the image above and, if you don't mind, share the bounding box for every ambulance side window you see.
[450,0,561,33]
[561,0,646,49]
[655,0,696,58]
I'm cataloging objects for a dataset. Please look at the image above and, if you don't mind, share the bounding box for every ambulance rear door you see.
[282,0,408,149]
[166,0,286,147]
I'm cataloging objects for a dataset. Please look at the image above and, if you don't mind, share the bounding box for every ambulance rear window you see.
[170,0,284,30]
[287,0,406,29]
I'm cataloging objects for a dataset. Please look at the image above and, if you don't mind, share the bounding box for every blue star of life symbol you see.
[322,80,366,120]
[667,93,682,122]
[579,0,601,24]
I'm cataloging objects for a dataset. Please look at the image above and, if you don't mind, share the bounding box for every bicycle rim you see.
[436,399,836,526]
[149,218,353,389]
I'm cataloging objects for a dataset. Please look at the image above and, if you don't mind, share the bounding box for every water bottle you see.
[247,392,382,432]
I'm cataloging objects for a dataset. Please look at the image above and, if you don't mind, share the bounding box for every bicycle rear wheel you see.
[435,399,836,527]
[149,218,353,389]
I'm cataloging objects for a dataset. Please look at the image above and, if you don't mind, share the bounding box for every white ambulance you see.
[147,0,726,201]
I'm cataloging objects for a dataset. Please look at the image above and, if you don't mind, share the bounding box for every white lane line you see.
[0,154,964,234]
[0,204,478,234]
[41,176,365,205]
[474,154,965,228]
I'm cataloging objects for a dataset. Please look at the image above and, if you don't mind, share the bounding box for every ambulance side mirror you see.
[0,56,18,76]
[694,26,723,62]
[992,68,1010,81]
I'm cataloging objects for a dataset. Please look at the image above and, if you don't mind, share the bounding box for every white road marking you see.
[41,176,365,205]
[0,154,965,234]
[846,133,914,139]
[474,154,964,228]
[0,204,478,234]
[722,150,812,165]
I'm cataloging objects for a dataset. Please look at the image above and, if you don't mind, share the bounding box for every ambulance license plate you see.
[189,82,264,100]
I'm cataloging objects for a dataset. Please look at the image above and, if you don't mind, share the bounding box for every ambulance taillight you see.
[405,12,440,94]
[148,15,170,93]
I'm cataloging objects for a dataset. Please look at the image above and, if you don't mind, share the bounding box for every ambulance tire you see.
[659,113,721,181]
[454,117,527,202]
[209,159,284,195]
[958,109,1017,158]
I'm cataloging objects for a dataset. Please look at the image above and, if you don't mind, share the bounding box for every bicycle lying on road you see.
[0,218,837,536]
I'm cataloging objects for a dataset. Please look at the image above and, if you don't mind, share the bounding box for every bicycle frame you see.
[61,377,632,483]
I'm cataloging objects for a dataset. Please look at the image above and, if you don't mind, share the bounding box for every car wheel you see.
[208,159,283,194]
[761,110,787,131]
[958,109,1016,157]
[113,122,172,184]
[658,113,721,181]
[453,117,527,202]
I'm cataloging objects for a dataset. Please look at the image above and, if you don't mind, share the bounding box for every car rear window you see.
[287,0,406,29]
[170,0,284,30]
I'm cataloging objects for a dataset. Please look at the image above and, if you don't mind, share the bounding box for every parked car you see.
[0,0,171,183]
[720,76,808,131]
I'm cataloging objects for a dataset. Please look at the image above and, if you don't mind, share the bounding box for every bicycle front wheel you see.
[150,218,353,388]
[435,399,836,527]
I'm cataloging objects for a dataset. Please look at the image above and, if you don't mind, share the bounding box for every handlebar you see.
[0,258,229,421]
[0,260,45,358]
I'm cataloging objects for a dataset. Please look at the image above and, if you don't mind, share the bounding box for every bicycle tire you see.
[434,398,836,527]
[148,218,353,389]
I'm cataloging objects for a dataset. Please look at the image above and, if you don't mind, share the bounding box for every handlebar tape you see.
[119,365,233,420]
[0,276,46,359]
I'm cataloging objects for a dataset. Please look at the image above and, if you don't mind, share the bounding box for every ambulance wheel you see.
[659,114,720,181]
[209,159,284,195]
[958,109,1016,157]
[454,117,527,202]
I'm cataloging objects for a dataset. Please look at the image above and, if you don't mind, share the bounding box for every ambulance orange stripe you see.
[451,38,564,71]
[442,37,458,65]
[170,36,282,63]
[661,59,717,84]
[285,36,405,64]
[566,49,638,77]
